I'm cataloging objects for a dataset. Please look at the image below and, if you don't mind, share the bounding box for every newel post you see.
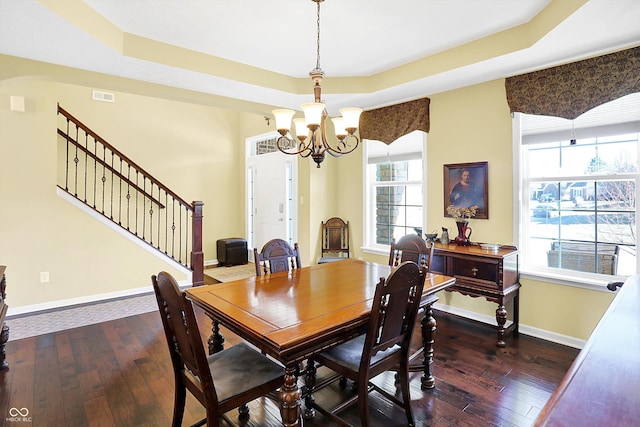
[191,201,205,287]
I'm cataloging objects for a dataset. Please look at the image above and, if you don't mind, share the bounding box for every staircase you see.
[56,104,204,286]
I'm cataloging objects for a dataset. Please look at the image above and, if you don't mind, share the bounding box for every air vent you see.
[92,90,115,103]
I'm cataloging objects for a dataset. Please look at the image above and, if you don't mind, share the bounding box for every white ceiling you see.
[1,0,639,116]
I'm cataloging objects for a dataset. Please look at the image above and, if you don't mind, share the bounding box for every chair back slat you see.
[152,272,217,404]
[322,217,350,256]
[389,234,434,272]
[254,239,302,276]
[364,261,425,363]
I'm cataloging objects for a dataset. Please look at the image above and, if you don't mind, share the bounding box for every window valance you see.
[359,97,430,145]
[505,46,640,120]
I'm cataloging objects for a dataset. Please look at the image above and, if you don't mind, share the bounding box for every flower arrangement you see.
[447,205,477,222]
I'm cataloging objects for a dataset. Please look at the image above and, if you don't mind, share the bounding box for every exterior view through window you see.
[364,131,425,251]
[518,93,639,279]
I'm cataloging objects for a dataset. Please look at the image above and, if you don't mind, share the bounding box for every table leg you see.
[279,365,302,426]
[420,305,437,389]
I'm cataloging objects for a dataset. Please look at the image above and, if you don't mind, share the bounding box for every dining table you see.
[186,258,455,426]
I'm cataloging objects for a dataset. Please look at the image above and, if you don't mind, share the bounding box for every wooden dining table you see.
[186,258,455,426]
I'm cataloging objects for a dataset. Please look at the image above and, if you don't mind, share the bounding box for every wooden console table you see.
[430,243,520,347]
[0,266,9,370]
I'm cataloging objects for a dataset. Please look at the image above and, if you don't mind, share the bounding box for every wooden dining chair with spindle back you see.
[152,271,284,427]
[389,233,435,273]
[318,217,350,264]
[254,238,302,276]
[304,261,426,426]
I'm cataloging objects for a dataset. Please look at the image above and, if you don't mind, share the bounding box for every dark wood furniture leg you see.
[495,290,519,348]
[398,294,439,389]
[420,303,438,389]
[303,361,317,419]
[0,322,8,370]
[279,364,302,426]
[0,266,8,370]
[207,318,225,355]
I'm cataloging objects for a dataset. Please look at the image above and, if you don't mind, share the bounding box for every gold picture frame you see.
[444,161,488,219]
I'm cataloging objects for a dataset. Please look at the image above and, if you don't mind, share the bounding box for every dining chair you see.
[151,271,284,427]
[253,238,302,276]
[305,261,426,426]
[318,217,350,264]
[389,233,435,272]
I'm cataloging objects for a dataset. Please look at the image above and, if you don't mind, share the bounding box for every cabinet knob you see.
[471,267,478,277]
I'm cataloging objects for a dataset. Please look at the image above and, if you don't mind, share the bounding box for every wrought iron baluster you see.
[83,131,88,203]
[73,125,79,197]
[93,138,97,208]
[64,118,70,191]
[110,150,115,220]
[118,158,123,226]
[134,170,139,236]
[126,164,131,231]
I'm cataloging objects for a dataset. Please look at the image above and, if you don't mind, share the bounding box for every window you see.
[515,93,640,282]
[363,131,426,253]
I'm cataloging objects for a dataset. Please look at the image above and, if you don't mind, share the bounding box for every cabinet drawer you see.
[451,258,499,287]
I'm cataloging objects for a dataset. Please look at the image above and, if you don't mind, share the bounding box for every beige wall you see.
[334,79,615,341]
[0,74,261,309]
[0,59,615,341]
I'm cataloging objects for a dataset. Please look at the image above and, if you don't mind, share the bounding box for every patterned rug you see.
[7,293,158,341]
[5,264,257,341]
[205,263,256,283]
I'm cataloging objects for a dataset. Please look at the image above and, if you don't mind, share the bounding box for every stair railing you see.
[57,104,204,286]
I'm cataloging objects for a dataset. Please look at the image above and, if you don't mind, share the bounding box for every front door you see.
[246,137,297,259]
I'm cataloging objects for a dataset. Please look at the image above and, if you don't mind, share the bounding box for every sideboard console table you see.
[430,243,520,347]
[0,265,9,369]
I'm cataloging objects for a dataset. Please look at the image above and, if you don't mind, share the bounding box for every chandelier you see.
[272,0,363,168]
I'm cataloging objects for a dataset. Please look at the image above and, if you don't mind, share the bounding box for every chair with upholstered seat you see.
[388,233,436,385]
[389,233,435,272]
[152,271,284,427]
[318,217,350,264]
[254,238,302,276]
[305,261,426,426]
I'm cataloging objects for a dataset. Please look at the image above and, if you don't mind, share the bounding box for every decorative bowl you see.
[480,243,501,252]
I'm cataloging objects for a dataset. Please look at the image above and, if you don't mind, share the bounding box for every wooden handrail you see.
[57,104,191,208]
[57,128,166,209]
[57,104,204,286]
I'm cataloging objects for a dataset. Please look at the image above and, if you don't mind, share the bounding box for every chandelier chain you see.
[271,0,362,168]
[315,0,321,71]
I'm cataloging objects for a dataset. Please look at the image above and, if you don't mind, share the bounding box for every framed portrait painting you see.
[444,161,488,219]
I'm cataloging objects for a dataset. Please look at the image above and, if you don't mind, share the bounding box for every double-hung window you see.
[515,93,640,283]
[363,131,426,253]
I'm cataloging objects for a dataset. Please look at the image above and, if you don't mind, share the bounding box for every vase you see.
[454,221,472,246]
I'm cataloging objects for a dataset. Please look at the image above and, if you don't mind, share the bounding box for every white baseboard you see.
[57,187,193,274]
[7,278,192,317]
[433,302,585,350]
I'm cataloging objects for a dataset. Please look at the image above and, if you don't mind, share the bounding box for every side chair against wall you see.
[151,271,284,427]
[303,261,426,426]
[318,217,350,264]
[389,234,435,272]
[254,238,302,276]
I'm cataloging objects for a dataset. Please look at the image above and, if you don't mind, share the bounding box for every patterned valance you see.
[505,46,640,120]
[359,97,430,144]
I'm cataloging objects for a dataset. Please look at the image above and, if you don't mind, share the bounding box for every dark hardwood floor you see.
[0,305,578,426]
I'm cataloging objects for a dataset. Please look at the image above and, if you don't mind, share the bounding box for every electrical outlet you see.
[40,272,50,283]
